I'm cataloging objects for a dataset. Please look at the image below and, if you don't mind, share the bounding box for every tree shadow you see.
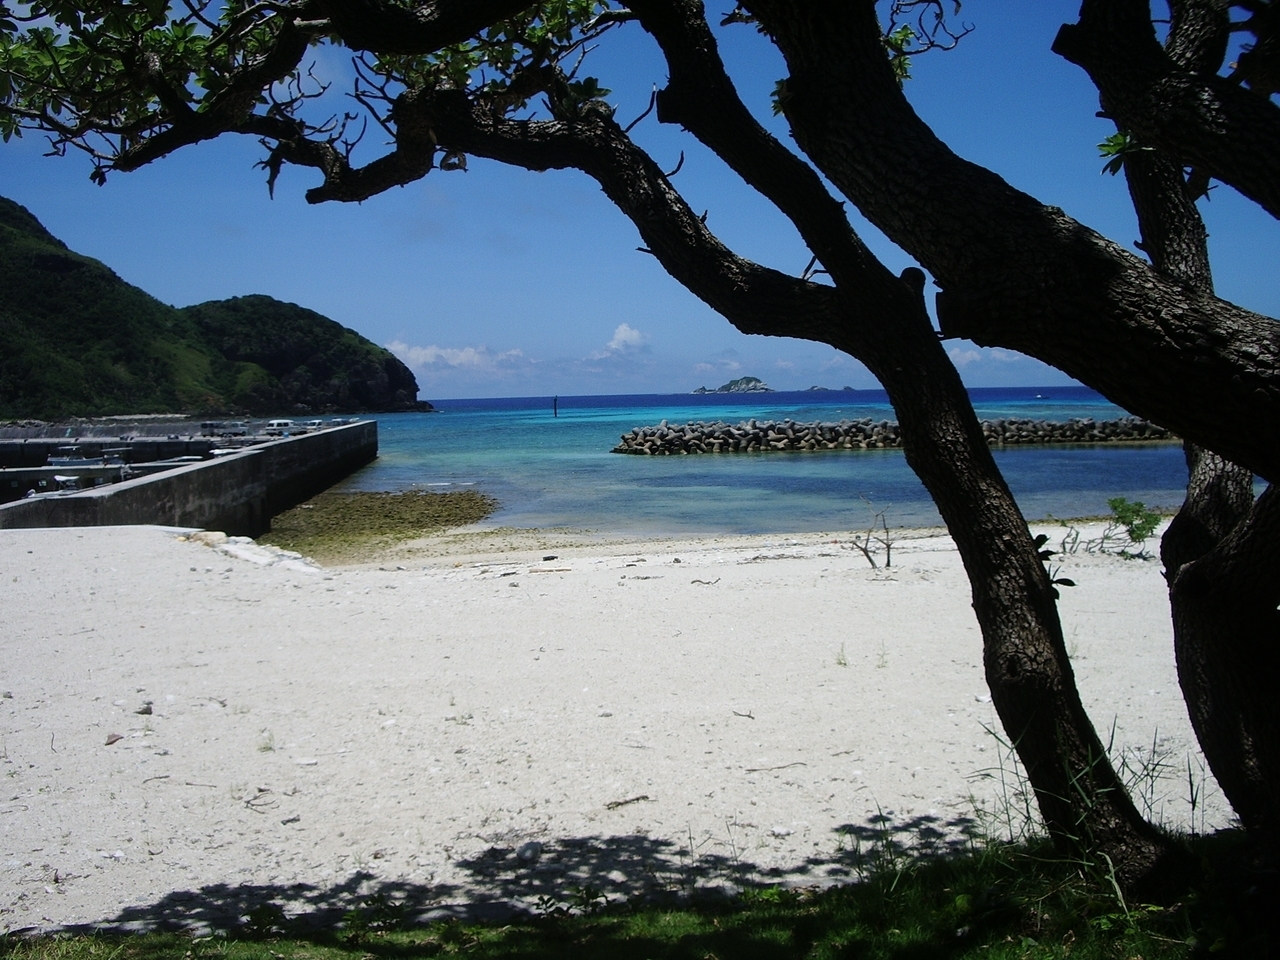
[450,810,985,908]
[53,811,985,937]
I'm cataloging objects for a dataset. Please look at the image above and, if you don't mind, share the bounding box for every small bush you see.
[1106,497,1161,548]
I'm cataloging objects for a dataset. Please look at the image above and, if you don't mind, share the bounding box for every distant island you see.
[0,196,432,419]
[693,376,775,394]
[692,378,862,394]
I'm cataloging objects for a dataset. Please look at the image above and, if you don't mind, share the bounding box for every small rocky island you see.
[613,416,1176,454]
[692,376,774,394]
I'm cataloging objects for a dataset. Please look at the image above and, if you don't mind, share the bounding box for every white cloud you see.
[775,359,795,370]
[947,345,1026,369]
[947,345,983,367]
[819,354,847,371]
[607,323,646,352]
[587,323,649,360]
[387,340,524,372]
[690,357,743,386]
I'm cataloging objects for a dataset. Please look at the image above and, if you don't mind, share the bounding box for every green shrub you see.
[1106,497,1161,547]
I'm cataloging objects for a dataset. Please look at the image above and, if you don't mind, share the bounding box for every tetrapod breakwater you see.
[611,417,1176,455]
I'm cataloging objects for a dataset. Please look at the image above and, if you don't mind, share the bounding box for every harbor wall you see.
[0,421,376,536]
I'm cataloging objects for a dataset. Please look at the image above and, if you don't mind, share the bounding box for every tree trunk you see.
[844,288,1178,891]
[1162,456,1280,851]
[1113,10,1280,848]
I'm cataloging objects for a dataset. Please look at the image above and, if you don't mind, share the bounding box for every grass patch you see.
[3,835,1272,959]
[259,490,498,564]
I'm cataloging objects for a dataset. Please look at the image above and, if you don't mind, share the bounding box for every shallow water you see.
[336,387,1193,535]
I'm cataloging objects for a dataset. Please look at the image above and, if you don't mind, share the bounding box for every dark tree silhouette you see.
[1068,0,1280,857]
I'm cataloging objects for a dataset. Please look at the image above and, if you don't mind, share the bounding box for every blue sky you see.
[2,2,1277,400]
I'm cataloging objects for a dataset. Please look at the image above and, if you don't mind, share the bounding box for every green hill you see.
[0,197,431,418]
[180,295,428,415]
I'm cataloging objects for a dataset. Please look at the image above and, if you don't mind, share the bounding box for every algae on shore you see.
[259,489,497,564]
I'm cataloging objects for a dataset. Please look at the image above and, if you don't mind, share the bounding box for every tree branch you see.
[630,0,904,308]
[416,88,847,344]
[1054,0,1280,220]
[109,18,316,172]
[1166,0,1231,75]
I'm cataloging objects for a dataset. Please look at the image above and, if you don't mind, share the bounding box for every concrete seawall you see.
[0,421,376,537]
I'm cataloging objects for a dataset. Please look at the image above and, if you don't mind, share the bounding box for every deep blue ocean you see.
[334,386,1193,535]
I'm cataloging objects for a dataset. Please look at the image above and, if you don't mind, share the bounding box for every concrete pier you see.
[0,421,376,537]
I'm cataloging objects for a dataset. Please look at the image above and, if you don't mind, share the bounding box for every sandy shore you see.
[0,521,1226,934]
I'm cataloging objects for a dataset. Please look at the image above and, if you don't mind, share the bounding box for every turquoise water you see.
[334,387,1192,535]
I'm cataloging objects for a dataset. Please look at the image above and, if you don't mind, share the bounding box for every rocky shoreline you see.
[612,416,1176,455]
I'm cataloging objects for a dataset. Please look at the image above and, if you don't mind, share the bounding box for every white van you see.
[265,419,294,436]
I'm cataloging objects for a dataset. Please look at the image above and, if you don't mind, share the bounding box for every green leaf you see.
[770,77,788,115]
[1097,131,1152,176]
[883,23,915,85]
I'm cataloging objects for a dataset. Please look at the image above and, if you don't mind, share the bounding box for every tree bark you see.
[308,0,534,55]
[621,0,1177,883]
[1161,454,1280,852]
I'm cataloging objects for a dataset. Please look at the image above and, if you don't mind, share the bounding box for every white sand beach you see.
[0,522,1227,933]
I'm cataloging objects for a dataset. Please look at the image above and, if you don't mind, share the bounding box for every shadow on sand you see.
[58,812,984,936]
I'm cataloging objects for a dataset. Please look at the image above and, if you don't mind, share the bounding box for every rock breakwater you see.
[611,417,1175,455]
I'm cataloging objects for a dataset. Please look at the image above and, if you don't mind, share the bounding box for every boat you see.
[47,445,126,468]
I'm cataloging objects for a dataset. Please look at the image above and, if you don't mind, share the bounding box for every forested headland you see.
[0,196,431,418]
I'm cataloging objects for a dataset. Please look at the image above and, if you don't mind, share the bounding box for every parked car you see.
[200,421,249,437]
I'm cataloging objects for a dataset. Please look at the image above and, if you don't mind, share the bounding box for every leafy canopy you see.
[0,0,615,185]
[0,1,953,193]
